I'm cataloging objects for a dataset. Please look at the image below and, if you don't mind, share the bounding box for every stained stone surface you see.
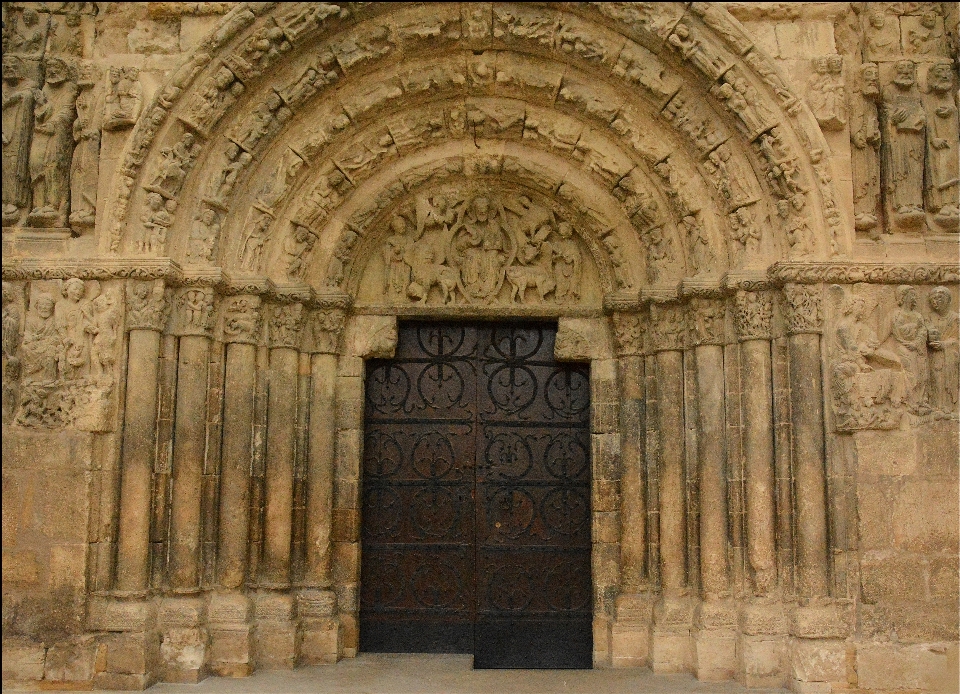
[1,2,958,692]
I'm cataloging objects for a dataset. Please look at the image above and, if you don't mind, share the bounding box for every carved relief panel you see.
[355,187,603,308]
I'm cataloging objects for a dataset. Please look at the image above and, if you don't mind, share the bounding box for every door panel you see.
[360,322,592,668]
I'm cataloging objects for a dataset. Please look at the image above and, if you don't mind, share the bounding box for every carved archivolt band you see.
[100,2,843,287]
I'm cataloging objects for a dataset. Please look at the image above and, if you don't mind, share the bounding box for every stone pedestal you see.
[88,596,159,691]
[694,600,737,682]
[297,590,341,665]
[610,593,653,668]
[650,596,693,674]
[253,593,297,670]
[738,600,788,688]
[158,596,207,683]
[208,592,253,678]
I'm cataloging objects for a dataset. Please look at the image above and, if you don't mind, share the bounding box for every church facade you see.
[2,2,958,690]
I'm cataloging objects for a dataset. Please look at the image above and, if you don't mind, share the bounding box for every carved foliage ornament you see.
[782,283,823,335]
[612,311,646,356]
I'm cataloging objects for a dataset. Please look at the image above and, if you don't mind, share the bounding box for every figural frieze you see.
[222,296,263,345]
[126,279,170,332]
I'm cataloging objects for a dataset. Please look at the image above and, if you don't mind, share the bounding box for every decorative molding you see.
[769,262,960,286]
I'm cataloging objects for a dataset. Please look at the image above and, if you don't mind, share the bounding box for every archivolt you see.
[104,2,845,299]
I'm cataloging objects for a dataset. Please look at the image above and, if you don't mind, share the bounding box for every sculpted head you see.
[927,60,956,92]
[63,278,85,302]
[390,215,406,235]
[896,285,917,310]
[2,55,24,82]
[22,8,39,26]
[859,62,881,97]
[44,57,70,85]
[35,294,56,318]
[929,286,952,314]
[920,11,937,30]
[893,60,916,87]
[472,196,490,220]
[557,222,573,239]
[868,11,885,29]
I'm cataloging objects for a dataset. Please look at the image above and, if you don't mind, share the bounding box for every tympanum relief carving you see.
[356,189,601,307]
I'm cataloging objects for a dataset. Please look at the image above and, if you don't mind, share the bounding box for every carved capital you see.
[221,295,262,345]
[305,307,346,355]
[687,298,726,347]
[269,302,306,349]
[612,311,647,356]
[782,283,823,335]
[649,302,685,352]
[733,290,773,341]
[173,287,217,337]
[125,279,170,332]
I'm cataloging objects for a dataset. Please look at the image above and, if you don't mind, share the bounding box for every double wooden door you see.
[359,322,592,669]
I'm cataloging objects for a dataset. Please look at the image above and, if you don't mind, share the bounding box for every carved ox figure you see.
[407,250,459,305]
[506,242,556,303]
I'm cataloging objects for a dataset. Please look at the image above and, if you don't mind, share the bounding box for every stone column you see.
[261,302,305,587]
[783,284,829,599]
[168,288,216,592]
[648,302,691,674]
[210,295,261,678]
[610,310,650,668]
[733,290,777,596]
[116,279,169,594]
[255,301,305,670]
[689,297,736,682]
[300,303,347,666]
[216,296,262,589]
[689,298,728,599]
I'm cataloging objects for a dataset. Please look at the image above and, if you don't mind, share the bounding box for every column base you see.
[95,631,159,691]
[158,597,207,684]
[298,587,341,666]
[650,596,694,674]
[254,593,297,669]
[208,592,253,678]
[611,594,654,668]
[738,600,787,688]
[694,600,737,681]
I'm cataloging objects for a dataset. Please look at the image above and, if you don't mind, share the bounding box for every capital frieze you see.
[782,283,823,335]
[269,302,306,349]
[612,311,647,356]
[687,297,726,347]
[125,279,171,332]
[173,287,218,337]
[733,290,773,342]
[648,302,685,353]
[221,295,263,345]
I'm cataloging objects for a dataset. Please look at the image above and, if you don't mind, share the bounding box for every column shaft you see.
[696,344,727,598]
[619,355,646,590]
[657,350,685,595]
[262,346,299,585]
[304,353,338,586]
[789,334,828,598]
[115,329,162,592]
[741,339,777,594]
[168,335,210,590]
[218,342,256,588]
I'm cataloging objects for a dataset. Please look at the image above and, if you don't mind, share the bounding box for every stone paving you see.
[13,654,789,694]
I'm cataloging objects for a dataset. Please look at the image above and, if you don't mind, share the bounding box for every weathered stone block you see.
[160,627,207,682]
[740,601,787,636]
[101,631,159,676]
[738,635,786,688]
[208,592,250,624]
[857,642,959,691]
[298,618,341,665]
[254,593,295,622]
[254,623,297,670]
[43,635,97,682]
[610,624,649,667]
[2,549,42,585]
[790,638,846,684]
[860,551,927,603]
[650,629,691,673]
[893,480,959,552]
[159,596,205,627]
[87,596,157,632]
[209,627,252,677]
[774,21,835,59]
[694,629,736,682]
[791,603,852,639]
[2,638,45,681]
[855,429,919,477]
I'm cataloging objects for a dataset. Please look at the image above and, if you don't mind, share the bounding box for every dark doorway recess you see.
[359,321,593,669]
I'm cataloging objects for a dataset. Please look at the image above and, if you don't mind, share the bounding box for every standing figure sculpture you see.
[927,287,958,416]
[891,285,930,415]
[28,57,78,228]
[881,60,926,228]
[923,60,959,231]
[69,61,102,230]
[2,56,37,226]
[851,63,883,237]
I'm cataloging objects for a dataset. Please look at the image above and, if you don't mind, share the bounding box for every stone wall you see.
[2,2,958,691]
